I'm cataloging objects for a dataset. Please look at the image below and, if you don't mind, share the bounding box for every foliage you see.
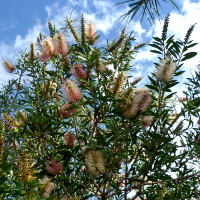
[117,0,178,23]
[0,15,199,200]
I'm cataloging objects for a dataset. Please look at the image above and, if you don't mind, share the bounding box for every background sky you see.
[0,0,200,92]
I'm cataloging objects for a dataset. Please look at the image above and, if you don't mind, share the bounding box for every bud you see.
[45,160,63,175]
[131,77,142,86]
[48,81,57,97]
[28,43,36,60]
[15,83,23,90]
[81,15,86,44]
[179,97,187,102]
[17,111,27,124]
[3,60,14,73]
[112,73,124,95]
[67,19,80,42]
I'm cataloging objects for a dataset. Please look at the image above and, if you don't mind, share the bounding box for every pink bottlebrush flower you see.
[62,80,81,102]
[39,37,54,62]
[53,33,68,55]
[72,63,87,80]
[45,160,63,175]
[65,56,70,64]
[65,132,75,148]
[142,116,153,127]
[140,94,152,112]
[87,22,96,44]
[3,60,14,73]
[38,52,51,62]
[131,77,142,86]
[179,97,187,102]
[60,103,77,118]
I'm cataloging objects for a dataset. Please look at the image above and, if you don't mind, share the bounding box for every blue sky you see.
[0,0,200,92]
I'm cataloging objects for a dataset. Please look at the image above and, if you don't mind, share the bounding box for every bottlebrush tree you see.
[0,15,199,200]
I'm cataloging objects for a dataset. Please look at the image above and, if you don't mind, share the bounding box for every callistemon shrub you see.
[0,15,200,200]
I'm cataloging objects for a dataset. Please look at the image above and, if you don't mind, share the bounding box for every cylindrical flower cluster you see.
[38,37,54,62]
[53,33,68,55]
[72,63,87,80]
[87,22,96,44]
[3,60,14,73]
[65,132,75,148]
[142,116,153,127]
[62,80,81,102]
[28,43,36,60]
[39,33,68,62]
[122,88,152,118]
[45,160,63,175]
[113,73,124,95]
[156,56,176,82]
[85,150,105,175]
[43,182,56,198]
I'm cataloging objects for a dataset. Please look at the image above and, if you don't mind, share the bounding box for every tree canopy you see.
[0,14,200,200]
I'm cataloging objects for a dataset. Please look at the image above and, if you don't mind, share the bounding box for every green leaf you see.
[45,70,57,76]
[153,37,162,43]
[146,84,159,92]
[149,43,163,51]
[181,52,197,61]
[150,50,162,54]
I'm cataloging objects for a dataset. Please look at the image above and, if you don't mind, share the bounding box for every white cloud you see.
[14,21,44,49]
[0,0,200,88]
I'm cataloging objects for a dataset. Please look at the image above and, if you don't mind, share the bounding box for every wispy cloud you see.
[0,0,199,89]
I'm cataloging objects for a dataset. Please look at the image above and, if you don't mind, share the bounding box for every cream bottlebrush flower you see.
[65,132,75,148]
[53,33,68,55]
[72,63,87,80]
[62,80,81,102]
[87,22,96,44]
[60,103,77,118]
[122,100,138,119]
[135,88,152,112]
[45,160,63,175]
[142,116,153,127]
[3,60,14,73]
[85,151,105,175]
[157,56,176,82]
[38,37,54,62]
[43,182,56,198]
[112,72,124,95]
[40,176,51,186]
[140,94,152,112]
[122,88,151,118]
[48,81,57,97]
